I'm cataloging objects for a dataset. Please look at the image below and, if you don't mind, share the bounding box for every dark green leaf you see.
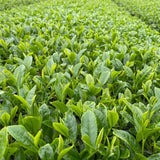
[64,112,77,143]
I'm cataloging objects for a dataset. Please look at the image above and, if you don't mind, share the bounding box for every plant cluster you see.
[1,0,160,159]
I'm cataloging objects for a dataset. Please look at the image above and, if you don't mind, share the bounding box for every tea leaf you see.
[0,127,8,160]
[38,144,54,160]
[8,125,37,152]
[113,129,140,153]
[81,111,97,147]
[53,123,68,137]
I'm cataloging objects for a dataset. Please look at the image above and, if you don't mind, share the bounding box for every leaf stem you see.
[142,139,146,155]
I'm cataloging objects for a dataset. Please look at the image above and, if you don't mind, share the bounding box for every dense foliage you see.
[113,0,160,31]
[1,0,160,159]
[0,0,41,11]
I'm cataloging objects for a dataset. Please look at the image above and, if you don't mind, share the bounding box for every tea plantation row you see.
[113,0,160,31]
[0,0,43,11]
[1,0,160,159]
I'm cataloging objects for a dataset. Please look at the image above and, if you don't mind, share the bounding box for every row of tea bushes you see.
[113,0,160,31]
